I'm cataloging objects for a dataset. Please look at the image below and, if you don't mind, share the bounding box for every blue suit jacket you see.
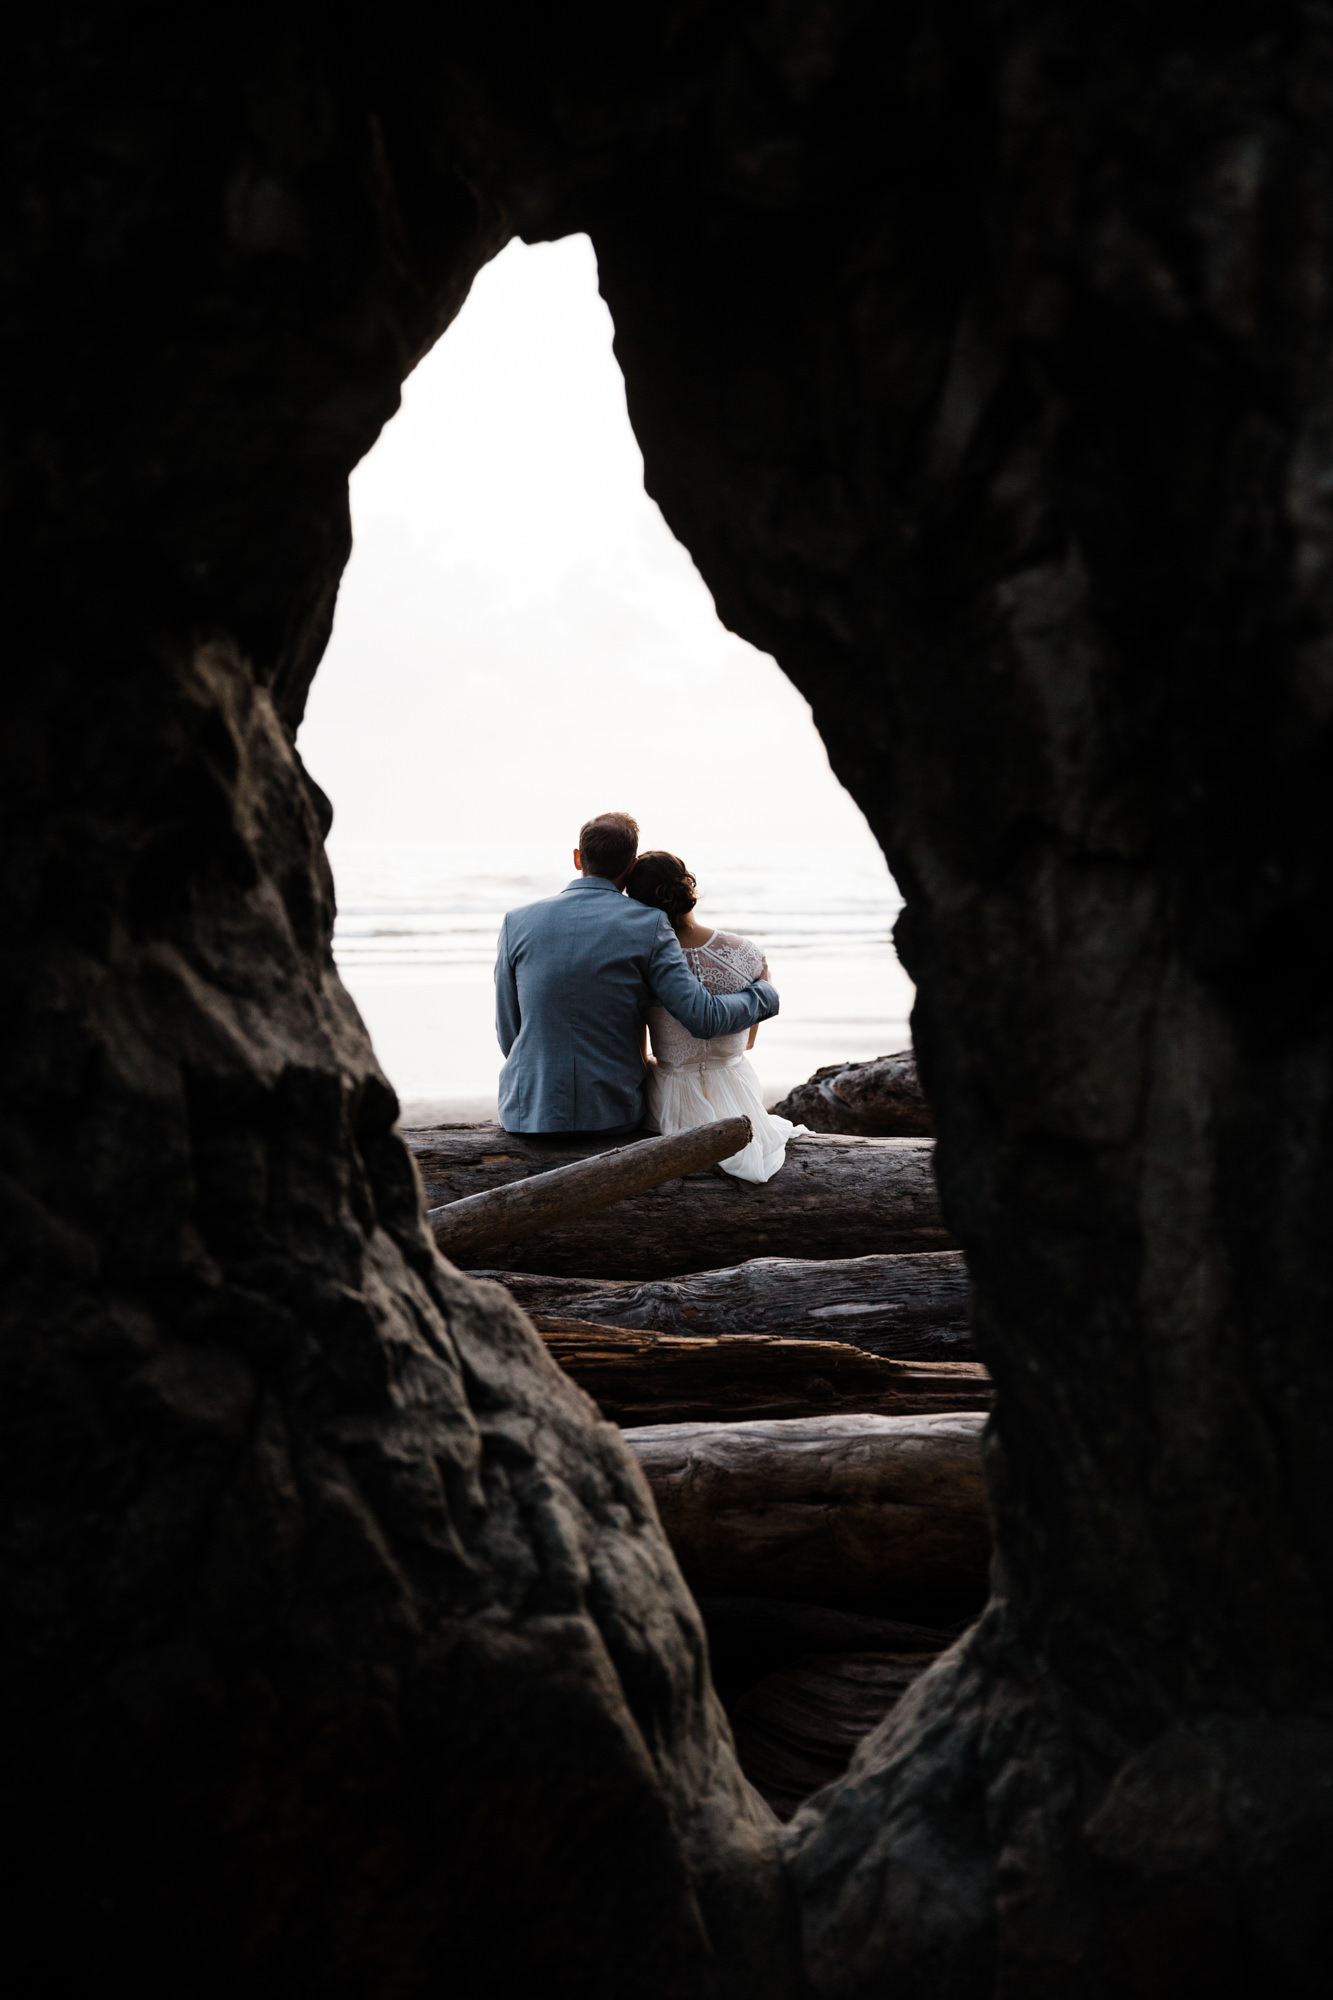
[495,875,779,1132]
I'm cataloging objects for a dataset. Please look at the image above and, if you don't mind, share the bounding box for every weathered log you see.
[482,1250,975,1360]
[531,1316,991,1427]
[730,1650,939,1820]
[429,1117,750,1262]
[623,1412,990,1613]
[405,1123,952,1277]
[771,1048,934,1136]
[695,1594,960,1705]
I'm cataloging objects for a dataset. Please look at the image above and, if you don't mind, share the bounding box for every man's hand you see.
[758,955,770,981]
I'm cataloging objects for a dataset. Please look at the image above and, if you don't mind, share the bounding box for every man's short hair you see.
[578,811,639,879]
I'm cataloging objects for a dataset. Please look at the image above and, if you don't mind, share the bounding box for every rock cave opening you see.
[298,229,912,1126]
[5,10,1333,1998]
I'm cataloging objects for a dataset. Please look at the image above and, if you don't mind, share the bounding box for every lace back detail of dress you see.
[683,930,764,994]
[647,930,764,1073]
[644,926,798,1183]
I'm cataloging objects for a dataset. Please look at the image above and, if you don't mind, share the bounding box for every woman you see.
[625,849,802,1182]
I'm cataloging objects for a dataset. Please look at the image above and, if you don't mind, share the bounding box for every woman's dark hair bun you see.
[625,850,698,924]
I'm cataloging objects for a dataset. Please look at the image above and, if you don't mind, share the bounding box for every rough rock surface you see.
[6,4,1333,1995]
[733,1650,941,1822]
[0,16,800,1996]
[772,1052,935,1137]
[0,630,796,1994]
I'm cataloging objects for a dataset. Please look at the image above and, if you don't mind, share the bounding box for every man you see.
[495,811,779,1135]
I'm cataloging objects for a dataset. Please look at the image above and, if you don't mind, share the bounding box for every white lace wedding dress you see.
[645,929,802,1182]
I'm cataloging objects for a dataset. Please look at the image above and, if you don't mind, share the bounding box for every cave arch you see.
[4,7,1332,1997]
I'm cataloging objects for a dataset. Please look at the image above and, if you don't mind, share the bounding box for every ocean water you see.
[329,837,914,1122]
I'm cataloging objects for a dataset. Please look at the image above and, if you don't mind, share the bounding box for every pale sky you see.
[295,233,908,1113]
[299,233,884,858]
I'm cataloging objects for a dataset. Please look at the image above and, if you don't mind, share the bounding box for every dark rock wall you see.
[0,14,797,1997]
[548,8,1333,1994]
[4,4,1333,1995]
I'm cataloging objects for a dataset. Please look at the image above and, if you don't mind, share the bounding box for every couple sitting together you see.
[494,810,800,1184]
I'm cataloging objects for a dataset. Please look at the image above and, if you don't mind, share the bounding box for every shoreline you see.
[395,1075,808,1131]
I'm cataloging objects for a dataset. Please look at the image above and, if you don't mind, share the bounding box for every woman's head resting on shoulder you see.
[625,850,697,929]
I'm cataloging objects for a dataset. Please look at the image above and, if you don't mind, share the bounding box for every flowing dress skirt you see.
[645,1052,800,1183]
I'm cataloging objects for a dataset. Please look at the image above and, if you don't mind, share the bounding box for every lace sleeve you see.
[688,930,765,993]
[724,933,765,981]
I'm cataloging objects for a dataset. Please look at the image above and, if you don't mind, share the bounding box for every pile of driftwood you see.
[422,1116,952,1275]
[770,1046,935,1136]
[406,1051,988,1819]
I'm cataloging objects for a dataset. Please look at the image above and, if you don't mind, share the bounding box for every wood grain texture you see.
[696,1595,962,1707]
[623,1412,990,1611]
[406,1124,953,1277]
[482,1251,975,1360]
[771,1050,934,1137]
[429,1117,751,1261]
[731,1651,941,1820]
[532,1316,991,1427]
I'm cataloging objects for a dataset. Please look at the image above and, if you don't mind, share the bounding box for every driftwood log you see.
[771,1049,934,1136]
[429,1117,751,1262]
[730,1650,940,1820]
[531,1316,991,1427]
[483,1251,975,1360]
[405,1124,952,1277]
[695,1595,961,1704]
[623,1412,989,1613]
